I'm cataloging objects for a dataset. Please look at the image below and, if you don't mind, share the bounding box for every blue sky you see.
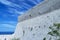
[0,0,43,34]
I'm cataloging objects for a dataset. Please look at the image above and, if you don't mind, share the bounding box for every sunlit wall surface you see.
[0,0,43,34]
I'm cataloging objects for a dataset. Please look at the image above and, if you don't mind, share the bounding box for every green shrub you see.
[43,23,60,40]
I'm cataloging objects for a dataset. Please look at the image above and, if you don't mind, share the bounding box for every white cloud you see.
[0,24,15,28]
[0,0,12,5]
[0,23,16,32]
[8,7,25,15]
[0,21,17,28]
[0,0,22,8]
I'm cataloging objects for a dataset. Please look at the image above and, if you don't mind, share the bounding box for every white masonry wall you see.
[14,9,60,40]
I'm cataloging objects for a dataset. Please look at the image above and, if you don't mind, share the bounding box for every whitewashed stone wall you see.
[14,9,60,40]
